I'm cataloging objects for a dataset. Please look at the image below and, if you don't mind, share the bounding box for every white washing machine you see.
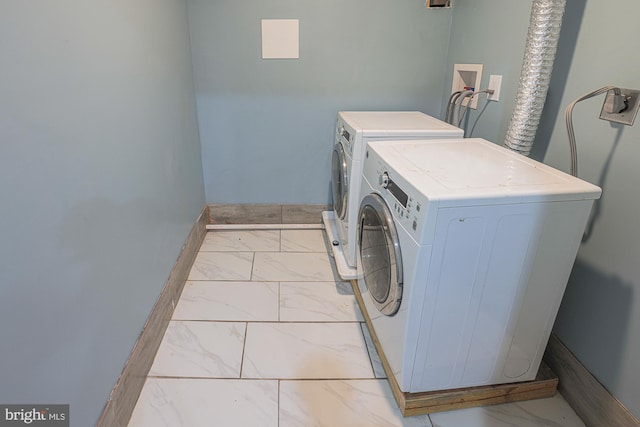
[356,138,601,393]
[326,111,463,278]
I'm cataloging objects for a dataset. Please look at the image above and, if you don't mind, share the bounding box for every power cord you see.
[565,86,621,177]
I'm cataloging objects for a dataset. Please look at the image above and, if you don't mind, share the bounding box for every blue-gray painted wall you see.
[0,1,205,425]
[188,0,453,204]
[447,0,640,418]
[2,0,639,423]
[440,1,531,143]
[544,1,640,418]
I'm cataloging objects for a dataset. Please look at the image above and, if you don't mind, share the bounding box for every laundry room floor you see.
[128,229,586,427]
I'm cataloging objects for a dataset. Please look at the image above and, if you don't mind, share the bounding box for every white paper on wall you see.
[261,19,299,59]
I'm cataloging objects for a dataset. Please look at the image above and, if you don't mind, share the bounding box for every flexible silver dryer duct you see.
[504,0,566,156]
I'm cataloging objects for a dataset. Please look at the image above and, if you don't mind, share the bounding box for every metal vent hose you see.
[504,0,566,156]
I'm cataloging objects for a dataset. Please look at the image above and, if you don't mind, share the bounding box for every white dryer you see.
[327,111,463,278]
[356,138,601,393]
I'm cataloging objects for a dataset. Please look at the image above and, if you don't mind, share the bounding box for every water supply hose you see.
[452,90,474,128]
[445,91,462,124]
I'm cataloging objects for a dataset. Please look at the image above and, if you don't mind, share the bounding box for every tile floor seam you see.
[146,375,246,380]
[210,320,363,325]
[359,322,377,378]
[171,320,362,324]
[184,279,264,282]
[250,251,256,281]
[239,322,248,379]
[231,376,386,381]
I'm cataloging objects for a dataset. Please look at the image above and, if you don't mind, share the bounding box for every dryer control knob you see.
[380,172,390,188]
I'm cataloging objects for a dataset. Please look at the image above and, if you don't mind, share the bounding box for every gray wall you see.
[441,0,531,143]
[447,0,640,419]
[0,1,205,426]
[188,0,453,204]
[543,0,640,419]
[2,0,639,424]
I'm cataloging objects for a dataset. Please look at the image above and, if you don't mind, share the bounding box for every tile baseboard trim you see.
[208,204,331,225]
[96,205,208,427]
[543,333,640,427]
[206,223,323,230]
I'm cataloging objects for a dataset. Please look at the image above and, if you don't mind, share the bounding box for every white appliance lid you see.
[368,138,602,204]
[339,111,462,136]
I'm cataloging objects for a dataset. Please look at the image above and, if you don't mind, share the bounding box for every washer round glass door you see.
[358,193,403,316]
[331,142,349,220]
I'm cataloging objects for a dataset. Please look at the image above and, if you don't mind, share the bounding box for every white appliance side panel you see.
[410,209,489,391]
[409,200,595,392]
[501,199,594,381]
[398,242,433,391]
[459,211,538,386]
[410,203,550,392]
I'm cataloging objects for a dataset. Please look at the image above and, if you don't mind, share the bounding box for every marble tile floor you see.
[128,229,586,427]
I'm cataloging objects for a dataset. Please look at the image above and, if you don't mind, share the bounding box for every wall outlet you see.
[600,88,640,126]
[451,64,483,109]
[487,75,502,102]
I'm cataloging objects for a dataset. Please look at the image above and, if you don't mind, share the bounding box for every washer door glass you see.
[358,194,403,316]
[331,143,349,220]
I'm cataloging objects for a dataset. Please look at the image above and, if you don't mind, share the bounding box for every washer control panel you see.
[370,162,427,238]
[336,119,354,157]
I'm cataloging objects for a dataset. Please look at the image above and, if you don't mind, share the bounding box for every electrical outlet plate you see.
[599,88,640,126]
[487,75,502,102]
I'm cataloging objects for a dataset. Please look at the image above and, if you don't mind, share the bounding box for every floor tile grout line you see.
[250,251,256,281]
[185,280,282,283]
[277,378,382,382]
[277,281,281,322]
[184,279,353,285]
[239,322,248,379]
[196,250,331,254]
[169,319,363,323]
[358,323,377,379]
[146,375,381,381]
[166,320,367,324]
